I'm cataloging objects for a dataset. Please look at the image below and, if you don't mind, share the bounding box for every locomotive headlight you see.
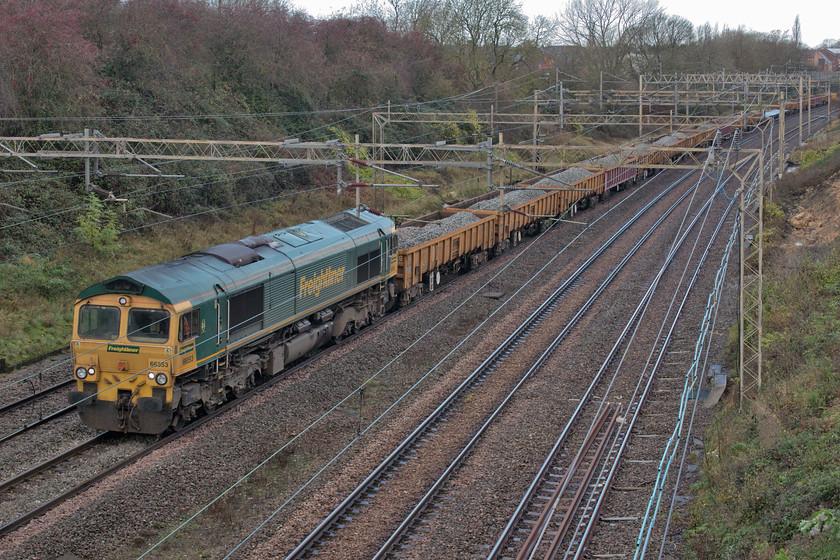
[87,367,95,376]
[75,366,88,380]
[155,373,168,386]
[148,372,156,380]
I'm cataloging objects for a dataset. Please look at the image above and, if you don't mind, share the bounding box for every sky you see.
[287,0,836,49]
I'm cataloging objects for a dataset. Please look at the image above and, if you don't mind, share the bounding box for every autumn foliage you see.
[0,0,458,139]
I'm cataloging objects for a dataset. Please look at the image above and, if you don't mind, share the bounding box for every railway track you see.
[0,374,76,445]
[487,108,836,560]
[0,133,690,543]
[0,365,297,536]
[505,404,621,560]
[0,379,73,416]
[491,176,739,559]
[275,105,835,558]
[384,154,738,560]
[283,157,714,559]
[0,432,111,497]
[0,275,468,538]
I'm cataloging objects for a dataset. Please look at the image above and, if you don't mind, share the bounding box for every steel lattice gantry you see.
[733,147,766,409]
[371,110,726,129]
[0,133,755,174]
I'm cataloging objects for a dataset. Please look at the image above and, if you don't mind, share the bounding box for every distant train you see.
[763,94,830,119]
[70,95,833,433]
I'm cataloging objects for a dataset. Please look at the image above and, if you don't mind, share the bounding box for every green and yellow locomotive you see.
[70,209,397,434]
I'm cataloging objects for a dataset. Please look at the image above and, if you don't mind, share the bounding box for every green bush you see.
[74,193,122,254]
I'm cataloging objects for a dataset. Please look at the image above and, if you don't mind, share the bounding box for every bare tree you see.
[446,0,529,87]
[558,0,662,81]
[694,22,718,73]
[397,0,448,39]
[528,14,558,48]
[792,14,801,48]
[632,12,694,75]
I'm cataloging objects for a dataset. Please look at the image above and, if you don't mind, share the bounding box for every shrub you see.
[74,193,122,254]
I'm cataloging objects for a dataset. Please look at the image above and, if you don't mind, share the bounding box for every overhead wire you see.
[0,71,548,239]
[631,82,809,558]
[3,72,807,552]
[138,160,663,559]
[141,84,828,557]
[640,101,832,558]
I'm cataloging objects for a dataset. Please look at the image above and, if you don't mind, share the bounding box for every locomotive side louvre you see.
[264,272,296,330]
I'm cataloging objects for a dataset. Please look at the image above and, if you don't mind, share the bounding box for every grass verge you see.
[685,125,840,560]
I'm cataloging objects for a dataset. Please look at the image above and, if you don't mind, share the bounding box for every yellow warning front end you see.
[70,293,179,433]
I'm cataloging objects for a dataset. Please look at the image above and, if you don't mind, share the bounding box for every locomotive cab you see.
[70,290,182,434]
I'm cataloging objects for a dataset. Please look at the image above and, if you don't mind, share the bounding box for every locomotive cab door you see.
[213,283,228,362]
[378,228,389,277]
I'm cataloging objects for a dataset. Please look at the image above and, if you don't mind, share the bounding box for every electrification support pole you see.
[767,120,775,204]
[84,127,91,192]
[742,81,748,130]
[807,74,812,139]
[639,74,644,137]
[490,104,494,136]
[799,75,804,146]
[779,93,786,179]
[739,186,746,411]
[739,149,765,410]
[674,83,679,121]
[355,134,361,217]
[600,72,603,111]
[758,150,764,390]
[560,81,564,129]
[486,136,493,195]
[533,90,539,164]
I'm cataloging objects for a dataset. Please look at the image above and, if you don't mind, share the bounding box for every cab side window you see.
[179,309,200,341]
